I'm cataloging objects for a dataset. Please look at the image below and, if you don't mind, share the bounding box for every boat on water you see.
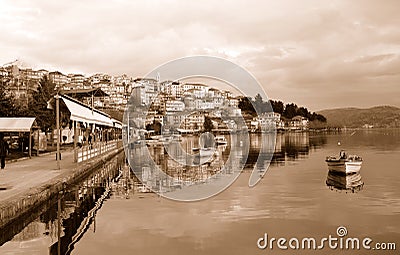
[215,136,227,145]
[200,148,215,157]
[325,150,363,174]
[192,147,215,157]
[148,135,175,145]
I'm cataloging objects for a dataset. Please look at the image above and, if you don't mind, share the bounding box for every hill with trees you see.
[238,94,327,122]
[318,106,400,128]
[0,76,57,131]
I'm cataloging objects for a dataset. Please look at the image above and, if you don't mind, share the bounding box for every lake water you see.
[1,129,399,254]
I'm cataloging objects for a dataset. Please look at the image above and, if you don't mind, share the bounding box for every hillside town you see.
[0,61,316,135]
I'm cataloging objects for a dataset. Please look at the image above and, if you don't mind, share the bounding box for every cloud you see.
[0,0,399,110]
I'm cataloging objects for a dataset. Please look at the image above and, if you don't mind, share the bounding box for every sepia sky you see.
[1,0,399,111]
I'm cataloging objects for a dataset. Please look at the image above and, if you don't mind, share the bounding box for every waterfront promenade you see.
[0,140,124,229]
[0,149,75,203]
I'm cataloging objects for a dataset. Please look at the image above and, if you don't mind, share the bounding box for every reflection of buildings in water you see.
[130,134,249,193]
[260,133,276,154]
[309,135,328,150]
[275,134,283,153]
[251,133,275,172]
[248,132,310,169]
[49,186,108,255]
[130,132,328,193]
[273,132,327,164]
[283,132,309,159]
[326,171,364,193]
[110,165,135,198]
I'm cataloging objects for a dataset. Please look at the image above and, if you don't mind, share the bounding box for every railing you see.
[76,139,122,163]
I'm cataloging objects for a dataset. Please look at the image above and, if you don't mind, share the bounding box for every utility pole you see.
[56,93,60,170]
[91,92,94,115]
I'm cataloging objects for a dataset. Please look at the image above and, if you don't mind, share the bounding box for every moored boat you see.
[215,136,227,145]
[192,147,215,157]
[325,150,363,174]
[199,148,215,157]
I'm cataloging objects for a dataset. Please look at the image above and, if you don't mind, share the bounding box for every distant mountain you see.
[317,106,400,128]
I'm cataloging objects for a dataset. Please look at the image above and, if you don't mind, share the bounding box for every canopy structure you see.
[48,94,115,127]
[61,95,114,127]
[62,87,109,99]
[0,117,36,132]
[0,117,37,158]
[112,119,123,129]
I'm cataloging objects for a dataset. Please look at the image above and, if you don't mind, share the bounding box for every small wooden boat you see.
[325,150,363,174]
[192,147,215,157]
[215,136,227,145]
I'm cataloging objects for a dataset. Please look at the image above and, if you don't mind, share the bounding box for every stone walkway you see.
[0,150,76,203]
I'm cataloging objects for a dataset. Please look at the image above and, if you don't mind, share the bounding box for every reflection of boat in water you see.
[326,150,363,174]
[326,171,364,192]
[215,136,227,145]
[147,135,179,145]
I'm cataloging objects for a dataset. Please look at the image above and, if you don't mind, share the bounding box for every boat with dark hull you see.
[326,150,363,174]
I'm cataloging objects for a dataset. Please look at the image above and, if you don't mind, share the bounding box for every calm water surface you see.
[1,129,400,254]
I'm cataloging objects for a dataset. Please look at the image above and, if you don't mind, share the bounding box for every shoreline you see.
[0,148,124,231]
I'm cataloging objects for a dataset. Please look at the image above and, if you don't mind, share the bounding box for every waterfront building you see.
[181,112,205,130]
[256,112,282,131]
[289,116,309,130]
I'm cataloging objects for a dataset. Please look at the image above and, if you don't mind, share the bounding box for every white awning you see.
[112,119,122,129]
[61,95,113,127]
[0,117,36,132]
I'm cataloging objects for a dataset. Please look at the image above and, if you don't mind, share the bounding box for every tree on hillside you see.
[284,103,298,119]
[238,96,256,116]
[270,100,284,115]
[203,115,214,132]
[314,113,327,122]
[146,120,162,135]
[0,83,21,117]
[254,94,264,113]
[255,93,273,113]
[238,95,327,123]
[297,107,309,118]
[28,76,56,131]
